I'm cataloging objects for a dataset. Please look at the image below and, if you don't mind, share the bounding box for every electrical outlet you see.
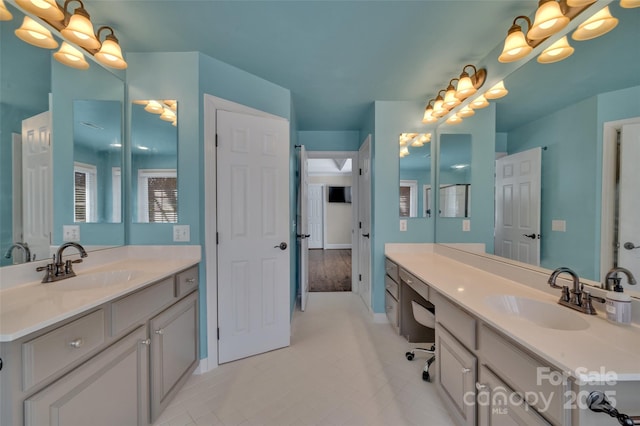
[462,220,471,232]
[63,225,80,242]
[399,219,407,232]
[552,220,566,232]
[173,225,190,242]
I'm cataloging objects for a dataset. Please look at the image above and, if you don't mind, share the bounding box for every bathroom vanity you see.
[0,246,200,426]
[386,244,640,426]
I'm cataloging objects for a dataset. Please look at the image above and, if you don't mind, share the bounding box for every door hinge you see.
[359,168,362,176]
[215,134,219,147]
[359,221,362,229]
[216,232,219,244]
[359,274,362,281]
[217,328,220,340]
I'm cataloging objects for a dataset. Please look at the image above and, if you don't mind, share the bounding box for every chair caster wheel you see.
[405,352,414,361]
[422,371,430,382]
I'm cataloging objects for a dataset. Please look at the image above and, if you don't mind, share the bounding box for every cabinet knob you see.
[406,279,413,284]
[140,339,151,346]
[68,338,84,348]
[154,329,164,335]
[462,368,471,374]
[186,278,196,284]
[476,383,488,391]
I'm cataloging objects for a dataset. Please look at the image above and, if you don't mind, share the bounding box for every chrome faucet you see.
[36,242,88,283]
[603,267,637,291]
[548,267,605,315]
[4,242,32,263]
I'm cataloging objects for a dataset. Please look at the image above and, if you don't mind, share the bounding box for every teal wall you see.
[298,131,361,151]
[370,100,436,314]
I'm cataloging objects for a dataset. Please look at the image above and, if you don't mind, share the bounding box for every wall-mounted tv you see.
[328,186,352,203]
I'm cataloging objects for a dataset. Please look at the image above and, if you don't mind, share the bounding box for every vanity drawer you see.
[385,275,399,300]
[478,325,567,425]
[176,265,198,298]
[111,277,174,335]
[399,268,429,302]
[385,290,399,332]
[22,309,105,391]
[385,258,399,282]
[433,292,476,350]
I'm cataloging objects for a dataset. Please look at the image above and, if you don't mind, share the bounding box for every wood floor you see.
[309,249,351,292]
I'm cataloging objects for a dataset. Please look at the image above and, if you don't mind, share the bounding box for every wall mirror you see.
[0,3,125,266]
[131,100,179,223]
[399,133,432,218]
[438,134,471,218]
[435,2,640,294]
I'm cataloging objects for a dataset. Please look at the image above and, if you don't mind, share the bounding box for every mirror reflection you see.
[438,134,471,218]
[399,133,432,218]
[435,3,640,291]
[131,100,179,223]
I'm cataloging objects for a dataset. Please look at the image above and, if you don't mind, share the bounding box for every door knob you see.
[623,242,639,250]
[523,233,538,239]
[274,242,288,250]
[362,233,370,238]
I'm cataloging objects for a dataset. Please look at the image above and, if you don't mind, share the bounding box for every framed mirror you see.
[399,133,432,218]
[438,134,471,218]
[131,100,179,223]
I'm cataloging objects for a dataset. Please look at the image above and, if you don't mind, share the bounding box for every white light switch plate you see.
[552,220,566,232]
[399,220,407,232]
[462,220,471,232]
[63,225,80,242]
[173,225,190,242]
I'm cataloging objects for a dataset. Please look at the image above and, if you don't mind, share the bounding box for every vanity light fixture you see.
[16,0,63,21]
[411,133,431,147]
[620,0,640,7]
[60,0,100,50]
[571,6,619,41]
[144,100,164,114]
[455,64,486,99]
[15,16,58,49]
[499,16,533,63]
[484,81,509,100]
[528,0,570,40]
[432,90,449,118]
[469,94,490,109]
[446,114,463,125]
[443,79,461,109]
[458,105,475,118]
[1,0,13,20]
[422,101,438,124]
[94,26,127,69]
[53,41,89,69]
[399,146,410,158]
[537,36,574,63]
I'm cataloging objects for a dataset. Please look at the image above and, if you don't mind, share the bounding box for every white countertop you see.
[0,246,200,342]
[385,249,640,382]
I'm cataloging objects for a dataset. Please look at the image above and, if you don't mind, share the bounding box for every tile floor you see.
[153,292,454,426]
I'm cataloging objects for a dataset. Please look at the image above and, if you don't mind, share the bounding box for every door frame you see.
[600,116,640,282]
[203,94,288,373]
[306,150,359,293]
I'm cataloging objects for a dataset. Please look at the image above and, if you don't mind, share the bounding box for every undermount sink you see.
[50,270,143,291]
[485,295,590,331]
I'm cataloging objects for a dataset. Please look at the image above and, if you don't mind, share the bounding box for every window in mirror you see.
[399,133,432,219]
[438,134,472,218]
[131,100,178,223]
[74,162,97,222]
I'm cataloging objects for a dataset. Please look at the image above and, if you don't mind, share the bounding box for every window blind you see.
[147,177,177,223]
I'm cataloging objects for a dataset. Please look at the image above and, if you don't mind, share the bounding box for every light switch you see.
[552,220,566,232]
[173,225,190,242]
[399,219,407,232]
[63,225,80,242]
[462,220,471,232]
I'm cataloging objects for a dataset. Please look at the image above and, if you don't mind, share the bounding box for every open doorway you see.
[306,153,356,292]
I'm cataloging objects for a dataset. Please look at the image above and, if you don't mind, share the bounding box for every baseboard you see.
[193,357,217,374]
[324,244,352,250]
[372,312,388,324]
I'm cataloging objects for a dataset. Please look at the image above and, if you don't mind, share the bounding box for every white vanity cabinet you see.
[0,263,199,426]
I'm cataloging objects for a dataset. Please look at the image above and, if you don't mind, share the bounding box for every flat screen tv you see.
[328,186,351,203]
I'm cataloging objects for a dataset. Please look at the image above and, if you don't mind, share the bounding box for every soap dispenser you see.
[605,277,632,325]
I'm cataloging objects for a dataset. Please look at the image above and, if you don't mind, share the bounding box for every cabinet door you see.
[150,291,199,422]
[436,326,477,426]
[24,325,149,426]
[478,366,550,426]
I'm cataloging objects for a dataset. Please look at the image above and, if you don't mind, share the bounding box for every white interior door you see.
[217,110,290,364]
[618,123,640,288]
[22,111,52,262]
[494,147,541,266]
[298,145,310,312]
[357,136,372,310]
[307,184,324,249]
[12,133,24,258]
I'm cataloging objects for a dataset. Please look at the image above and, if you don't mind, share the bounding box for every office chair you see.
[405,300,436,382]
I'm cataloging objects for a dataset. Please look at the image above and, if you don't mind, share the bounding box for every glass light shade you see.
[458,106,475,118]
[443,87,461,109]
[53,42,89,69]
[94,35,127,69]
[61,8,100,50]
[411,137,424,147]
[1,0,13,21]
[160,108,177,122]
[469,95,490,109]
[171,120,177,127]
[455,74,476,99]
[145,100,164,114]
[498,27,532,63]
[422,106,438,124]
[399,146,410,157]
[620,0,640,8]
[567,0,596,6]
[572,7,618,41]
[446,114,463,125]
[15,16,59,49]
[399,138,409,147]
[485,81,509,100]
[538,36,574,63]
[433,97,448,117]
[528,0,570,40]
[16,0,63,21]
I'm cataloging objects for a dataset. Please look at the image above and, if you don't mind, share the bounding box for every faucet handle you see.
[582,291,606,315]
